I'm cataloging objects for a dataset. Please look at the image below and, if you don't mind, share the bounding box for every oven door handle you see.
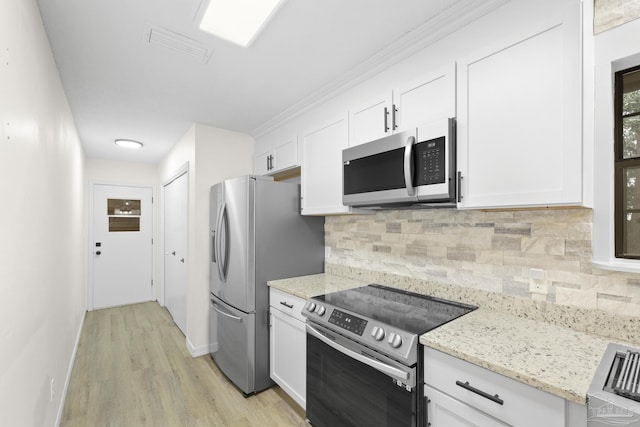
[306,324,410,381]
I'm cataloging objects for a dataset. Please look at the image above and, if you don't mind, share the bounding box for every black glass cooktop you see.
[312,284,477,335]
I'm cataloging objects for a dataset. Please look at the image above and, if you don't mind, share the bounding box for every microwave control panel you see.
[415,136,445,185]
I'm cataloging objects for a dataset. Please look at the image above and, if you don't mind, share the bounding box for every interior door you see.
[92,184,153,309]
[163,171,188,335]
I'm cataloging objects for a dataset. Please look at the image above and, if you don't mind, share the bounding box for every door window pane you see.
[109,217,140,232]
[107,199,141,232]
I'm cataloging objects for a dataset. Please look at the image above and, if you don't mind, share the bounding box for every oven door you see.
[306,323,420,427]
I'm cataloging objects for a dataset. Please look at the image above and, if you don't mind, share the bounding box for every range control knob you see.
[371,326,385,341]
[306,302,316,312]
[315,305,326,316]
[388,333,403,349]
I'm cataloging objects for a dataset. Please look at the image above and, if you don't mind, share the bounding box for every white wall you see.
[158,124,254,356]
[86,158,158,185]
[0,0,86,425]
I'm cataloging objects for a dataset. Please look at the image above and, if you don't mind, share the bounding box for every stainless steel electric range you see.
[302,284,477,427]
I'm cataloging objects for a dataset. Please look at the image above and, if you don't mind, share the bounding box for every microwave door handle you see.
[404,136,416,196]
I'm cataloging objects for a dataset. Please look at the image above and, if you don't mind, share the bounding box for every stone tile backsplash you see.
[594,0,640,34]
[325,208,640,318]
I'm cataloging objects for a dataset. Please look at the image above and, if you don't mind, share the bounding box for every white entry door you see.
[92,184,153,309]
[163,171,188,335]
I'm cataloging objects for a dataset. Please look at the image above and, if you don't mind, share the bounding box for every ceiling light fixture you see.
[115,139,143,149]
[198,0,286,47]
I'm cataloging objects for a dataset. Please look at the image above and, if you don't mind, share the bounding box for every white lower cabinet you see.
[269,288,306,409]
[425,384,508,427]
[424,347,565,427]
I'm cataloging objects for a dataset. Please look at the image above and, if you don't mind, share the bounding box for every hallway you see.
[61,302,306,426]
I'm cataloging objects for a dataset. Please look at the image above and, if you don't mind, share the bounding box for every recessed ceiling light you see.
[198,0,286,47]
[115,139,143,149]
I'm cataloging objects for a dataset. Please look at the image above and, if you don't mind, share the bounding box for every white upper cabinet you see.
[254,134,299,176]
[457,2,582,208]
[349,92,393,147]
[349,63,456,147]
[301,113,353,215]
[393,62,456,133]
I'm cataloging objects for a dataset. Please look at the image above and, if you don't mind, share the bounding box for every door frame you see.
[161,163,189,315]
[88,181,157,311]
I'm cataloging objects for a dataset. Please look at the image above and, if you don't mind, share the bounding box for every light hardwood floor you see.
[61,302,307,426]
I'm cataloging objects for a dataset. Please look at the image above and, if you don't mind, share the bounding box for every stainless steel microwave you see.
[342,118,457,208]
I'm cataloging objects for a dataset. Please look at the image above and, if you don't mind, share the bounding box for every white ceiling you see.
[36,0,500,163]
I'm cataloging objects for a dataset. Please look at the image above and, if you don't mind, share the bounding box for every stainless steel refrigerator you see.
[209,175,324,395]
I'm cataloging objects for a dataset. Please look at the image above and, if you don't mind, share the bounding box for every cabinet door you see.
[425,385,509,427]
[349,91,393,147]
[272,136,298,173]
[254,150,271,176]
[393,62,456,133]
[457,3,582,208]
[270,308,306,408]
[301,113,351,215]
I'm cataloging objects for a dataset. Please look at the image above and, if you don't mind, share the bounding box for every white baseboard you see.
[55,310,86,427]
[186,337,213,358]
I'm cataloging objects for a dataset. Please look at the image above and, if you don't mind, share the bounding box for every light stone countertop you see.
[267,273,367,300]
[268,273,613,405]
[419,308,612,405]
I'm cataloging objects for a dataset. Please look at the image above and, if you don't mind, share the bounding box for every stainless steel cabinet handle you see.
[307,324,410,381]
[404,136,416,196]
[457,172,463,202]
[210,300,242,322]
[392,104,398,130]
[455,380,504,405]
[280,301,294,309]
[383,107,390,133]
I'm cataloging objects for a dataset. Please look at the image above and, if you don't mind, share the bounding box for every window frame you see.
[614,64,640,259]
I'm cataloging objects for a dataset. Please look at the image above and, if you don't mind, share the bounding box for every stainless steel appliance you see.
[342,118,457,208]
[303,284,476,427]
[588,343,640,426]
[209,175,324,395]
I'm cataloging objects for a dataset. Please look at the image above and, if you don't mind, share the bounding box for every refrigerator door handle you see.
[210,299,242,322]
[216,202,229,282]
[215,203,224,281]
[211,229,216,263]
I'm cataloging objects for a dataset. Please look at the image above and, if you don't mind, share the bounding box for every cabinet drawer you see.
[424,348,565,427]
[269,288,306,322]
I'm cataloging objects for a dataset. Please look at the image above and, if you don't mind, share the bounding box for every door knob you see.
[96,251,101,255]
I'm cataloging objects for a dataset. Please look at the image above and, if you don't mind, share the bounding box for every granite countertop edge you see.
[268,273,612,406]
